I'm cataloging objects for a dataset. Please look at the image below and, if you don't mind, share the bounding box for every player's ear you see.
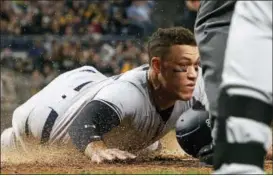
[151,57,161,74]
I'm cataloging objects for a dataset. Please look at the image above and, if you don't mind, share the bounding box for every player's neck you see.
[147,70,176,111]
[153,88,176,111]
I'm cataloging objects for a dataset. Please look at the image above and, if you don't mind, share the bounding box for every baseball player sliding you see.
[1,27,212,164]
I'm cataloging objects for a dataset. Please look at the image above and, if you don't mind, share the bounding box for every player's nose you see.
[187,66,198,79]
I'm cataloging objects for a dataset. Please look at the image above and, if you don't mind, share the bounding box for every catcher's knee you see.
[218,87,272,126]
[214,88,273,170]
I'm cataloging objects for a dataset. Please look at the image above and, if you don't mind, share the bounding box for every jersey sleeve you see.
[68,100,120,152]
[92,81,144,120]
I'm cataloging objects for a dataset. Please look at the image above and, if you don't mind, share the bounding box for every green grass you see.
[266,171,273,175]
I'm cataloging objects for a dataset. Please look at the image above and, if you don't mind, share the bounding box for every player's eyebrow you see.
[180,56,192,61]
[195,57,200,63]
[178,56,200,63]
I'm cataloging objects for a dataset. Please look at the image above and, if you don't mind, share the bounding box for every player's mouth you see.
[185,83,195,90]
[186,83,195,87]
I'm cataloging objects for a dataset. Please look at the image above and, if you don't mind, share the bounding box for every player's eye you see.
[173,64,199,73]
[173,65,188,72]
[194,64,199,71]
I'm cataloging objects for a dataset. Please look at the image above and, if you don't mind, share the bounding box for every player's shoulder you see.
[110,64,149,94]
[55,66,100,81]
[94,65,150,104]
[98,79,147,100]
[93,77,148,116]
[64,66,100,75]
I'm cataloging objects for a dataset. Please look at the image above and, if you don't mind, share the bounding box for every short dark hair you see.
[147,27,197,64]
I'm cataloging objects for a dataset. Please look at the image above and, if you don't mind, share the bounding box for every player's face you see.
[159,45,200,101]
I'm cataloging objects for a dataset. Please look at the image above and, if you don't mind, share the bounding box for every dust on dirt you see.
[0,145,210,174]
[1,131,272,174]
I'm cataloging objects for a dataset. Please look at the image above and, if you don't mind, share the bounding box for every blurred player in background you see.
[195,0,236,119]
[1,27,212,164]
[193,0,237,163]
[213,1,272,174]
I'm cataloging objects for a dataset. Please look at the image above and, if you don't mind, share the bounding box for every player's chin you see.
[178,91,194,101]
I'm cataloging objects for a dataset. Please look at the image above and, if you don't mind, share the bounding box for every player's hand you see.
[84,141,136,163]
[91,148,136,163]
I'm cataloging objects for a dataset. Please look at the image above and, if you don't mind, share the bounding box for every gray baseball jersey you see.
[1,65,208,152]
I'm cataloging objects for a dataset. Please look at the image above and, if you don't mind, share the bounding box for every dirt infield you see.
[0,158,210,174]
[1,131,272,174]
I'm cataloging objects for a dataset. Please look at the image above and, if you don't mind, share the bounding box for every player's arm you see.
[68,100,135,163]
[68,100,119,152]
[68,82,141,163]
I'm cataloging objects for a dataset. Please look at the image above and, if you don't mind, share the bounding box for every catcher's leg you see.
[213,1,272,174]
[195,19,231,149]
[195,23,230,120]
